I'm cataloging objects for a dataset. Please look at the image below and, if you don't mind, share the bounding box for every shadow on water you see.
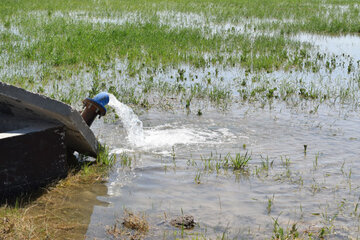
[0,158,109,239]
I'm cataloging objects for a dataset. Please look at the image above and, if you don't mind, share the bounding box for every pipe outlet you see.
[81,92,109,127]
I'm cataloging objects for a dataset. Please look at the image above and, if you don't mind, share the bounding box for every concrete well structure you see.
[0,82,99,198]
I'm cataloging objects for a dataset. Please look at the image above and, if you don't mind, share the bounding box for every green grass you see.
[196,151,252,174]
[17,17,307,73]
[1,0,358,109]
[1,0,359,34]
[119,153,132,167]
[225,152,251,170]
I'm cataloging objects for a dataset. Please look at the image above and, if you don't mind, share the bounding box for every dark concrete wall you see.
[0,82,98,156]
[0,114,31,132]
[0,125,68,198]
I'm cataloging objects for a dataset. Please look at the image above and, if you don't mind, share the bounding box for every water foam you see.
[140,126,220,149]
[108,94,241,152]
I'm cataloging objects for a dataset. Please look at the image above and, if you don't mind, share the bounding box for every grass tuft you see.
[225,152,251,170]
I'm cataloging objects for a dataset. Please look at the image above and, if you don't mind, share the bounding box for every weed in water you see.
[267,195,275,215]
[260,155,274,173]
[195,171,201,184]
[272,216,299,240]
[310,178,321,195]
[280,156,291,168]
[313,152,319,170]
[96,144,116,167]
[119,153,132,168]
[225,152,251,170]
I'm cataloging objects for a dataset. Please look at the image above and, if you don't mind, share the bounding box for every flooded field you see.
[87,100,360,239]
[1,0,360,239]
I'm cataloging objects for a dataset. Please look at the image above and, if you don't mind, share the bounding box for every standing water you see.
[88,97,360,239]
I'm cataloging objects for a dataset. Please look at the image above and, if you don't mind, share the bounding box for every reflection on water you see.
[88,102,360,239]
[292,33,360,60]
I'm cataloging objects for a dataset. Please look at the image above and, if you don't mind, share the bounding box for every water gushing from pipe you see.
[108,94,144,146]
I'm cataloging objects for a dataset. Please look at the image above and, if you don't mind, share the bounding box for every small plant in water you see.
[194,171,201,184]
[313,152,319,170]
[96,144,116,166]
[272,216,299,240]
[267,195,275,215]
[260,155,274,172]
[120,153,132,168]
[281,156,291,168]
[225,152,251,170]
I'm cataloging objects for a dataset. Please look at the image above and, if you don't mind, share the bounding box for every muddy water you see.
[87,101,360,239]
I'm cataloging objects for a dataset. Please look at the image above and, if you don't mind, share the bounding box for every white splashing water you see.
[108,94,145,145]
[108,94,242,152]
[106,95,245,196]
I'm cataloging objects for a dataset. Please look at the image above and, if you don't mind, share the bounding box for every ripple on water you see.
[88,102,360,239]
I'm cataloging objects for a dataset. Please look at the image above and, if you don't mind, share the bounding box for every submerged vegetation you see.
[177,149,359,239]
[106,210,149,240]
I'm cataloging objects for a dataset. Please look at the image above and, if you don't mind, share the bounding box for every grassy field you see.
[0,0,359,108]
[1,0,359,34]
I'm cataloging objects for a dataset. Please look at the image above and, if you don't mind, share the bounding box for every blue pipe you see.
[86,92,109,114]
